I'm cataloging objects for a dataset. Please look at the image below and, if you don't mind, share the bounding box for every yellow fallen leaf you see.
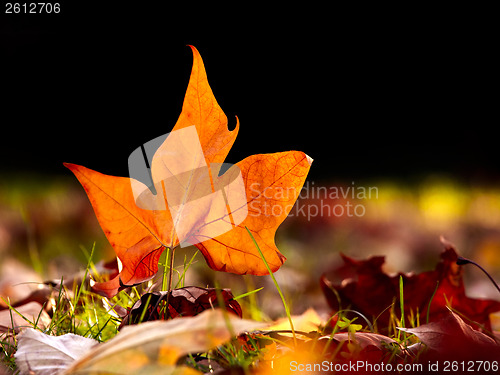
[268,308,323,333]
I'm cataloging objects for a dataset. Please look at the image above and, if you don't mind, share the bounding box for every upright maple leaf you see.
[65,46,312,297]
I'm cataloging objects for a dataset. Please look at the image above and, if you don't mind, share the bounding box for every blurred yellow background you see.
[2,173,500,321]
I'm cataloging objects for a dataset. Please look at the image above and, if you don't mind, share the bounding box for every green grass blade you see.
[245,226,296,345]
[399,275,405,329]
[214,280,235,339]
[161,247,170,291]
[426,281,440,324]
[74,243,95,309]
[137,294,153,324]
[398,275,406,341]
[233,287,264,301]
[175,250,198,289]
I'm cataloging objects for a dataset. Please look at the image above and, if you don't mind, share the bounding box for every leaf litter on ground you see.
[120,286,242,327]
[14,308,266,375]
[320,236,500,334]
[399,309,500,361]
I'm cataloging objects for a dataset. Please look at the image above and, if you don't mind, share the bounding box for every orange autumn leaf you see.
[65,46,312,297]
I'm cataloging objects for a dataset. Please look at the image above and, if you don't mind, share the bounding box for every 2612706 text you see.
[5,3,60,13]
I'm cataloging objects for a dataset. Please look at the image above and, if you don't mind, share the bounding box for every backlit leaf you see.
[65,46,312,297]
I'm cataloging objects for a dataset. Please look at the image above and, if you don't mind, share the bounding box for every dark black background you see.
[1,4,498,183]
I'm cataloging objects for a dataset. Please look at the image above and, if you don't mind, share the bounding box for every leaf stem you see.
[162,246,175,319]
[457,256,500,294]
[161,247,170,291]
[245,226,297,346]
[168,247,175,293]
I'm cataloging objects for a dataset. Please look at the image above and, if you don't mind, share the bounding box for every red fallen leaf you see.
[400,310,500,360]
[65,46,312,297]
[120,286,241,327]
[320,238,500,333]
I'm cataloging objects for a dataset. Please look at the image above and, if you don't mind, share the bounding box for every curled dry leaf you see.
[120,286,242,327]
[65,46,312,297]
[14,329,97,375]
[0,288,52,313]
[320,238,500,332]
[400,310,500,360]
[63,309,267,375]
